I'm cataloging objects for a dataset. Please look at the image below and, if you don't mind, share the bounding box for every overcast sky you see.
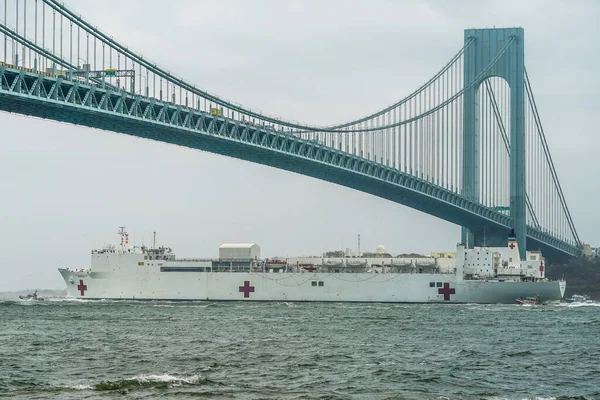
[0,0,598,291]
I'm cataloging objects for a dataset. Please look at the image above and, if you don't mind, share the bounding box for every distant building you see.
[582,243,593,258]
[580,244,600,259]
[431,252,456,259]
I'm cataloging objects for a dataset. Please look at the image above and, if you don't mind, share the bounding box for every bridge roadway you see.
[0,63,578,260]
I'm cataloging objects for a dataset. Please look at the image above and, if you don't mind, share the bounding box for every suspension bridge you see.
[0,0,582,261]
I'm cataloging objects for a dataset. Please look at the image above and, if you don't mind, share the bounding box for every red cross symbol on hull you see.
[239,281,255,298]
[438,282,456,301]
[77,280,88,296]
[509,243,515,249]
[539,262,544,274]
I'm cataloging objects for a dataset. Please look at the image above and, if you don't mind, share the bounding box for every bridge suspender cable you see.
[39,0,317,131]
[320,38,476,130]
[11,1,500,136]
[0,23,114,89]
[292,36,516,134]
[41,0,474,133]
[483,79,542,230]
[524,68,581,247]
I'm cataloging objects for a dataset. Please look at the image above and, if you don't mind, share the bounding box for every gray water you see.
[1,299,598,399]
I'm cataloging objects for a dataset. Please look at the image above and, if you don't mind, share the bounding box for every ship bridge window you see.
[429,282,435,287]
[137,261,144,266]
[436,282,442,287]
[318,281,324,287]
[311,281,317,287]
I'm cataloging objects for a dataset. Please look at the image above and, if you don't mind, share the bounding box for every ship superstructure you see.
[59,229,565,303]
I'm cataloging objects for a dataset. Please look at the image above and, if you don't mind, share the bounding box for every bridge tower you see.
[461,28,526,259]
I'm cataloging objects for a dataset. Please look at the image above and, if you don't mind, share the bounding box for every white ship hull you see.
[58,230,566,304]
[59,268,565,304]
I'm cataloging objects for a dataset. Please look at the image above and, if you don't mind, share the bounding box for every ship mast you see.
[153,231,156,249]
[118,227,126,246]
[118,227,129,248]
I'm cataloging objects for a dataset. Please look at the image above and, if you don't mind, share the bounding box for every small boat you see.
[18,290,45,301]
[299,264,317,272]
[565,294,592,303]
[516,295,540,305]
[346,260,367,268]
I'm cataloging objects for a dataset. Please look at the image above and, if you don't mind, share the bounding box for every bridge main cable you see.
[319,37,475,130]
[295,36,516,134]
[0,23,112,89]
[40,0,471,133]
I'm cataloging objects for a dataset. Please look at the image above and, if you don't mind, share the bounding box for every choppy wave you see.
[1,301,599,399]
[151,303,213,308]
[54,297,98,303]
[481,395,596,400]
[62,383,93,390]
[557,302,600,308]
[506,350,534,357]
[93,374,212,391]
